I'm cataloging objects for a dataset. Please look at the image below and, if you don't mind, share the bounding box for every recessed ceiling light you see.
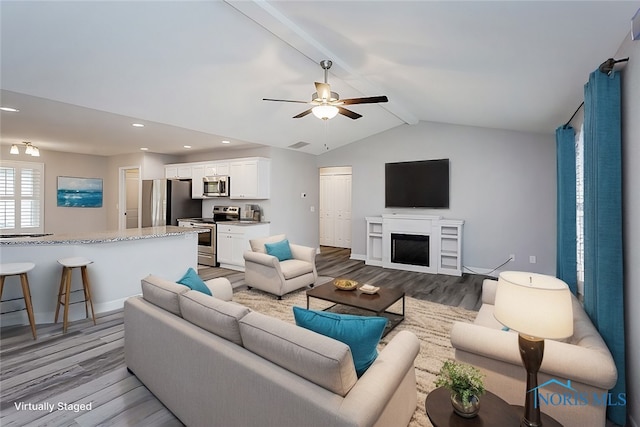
[222,140,231,144]
[132,123,145,127]
[0,107,19,112]
[140,147,149,151]
[184,145,192,149]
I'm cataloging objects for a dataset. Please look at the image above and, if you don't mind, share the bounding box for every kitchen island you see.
[0,226,202,328]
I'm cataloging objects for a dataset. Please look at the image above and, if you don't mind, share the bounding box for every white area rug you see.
[232,286,478,427]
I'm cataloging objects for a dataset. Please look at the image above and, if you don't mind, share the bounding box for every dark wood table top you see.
[426,387,562,427]
[306,279,404,313]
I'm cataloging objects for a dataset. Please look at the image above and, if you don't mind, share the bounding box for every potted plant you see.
[434,359,485,418]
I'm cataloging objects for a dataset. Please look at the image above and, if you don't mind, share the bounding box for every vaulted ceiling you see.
[1,1,637,156]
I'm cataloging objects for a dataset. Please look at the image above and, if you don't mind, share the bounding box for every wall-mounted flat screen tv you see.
[385,159,449,208]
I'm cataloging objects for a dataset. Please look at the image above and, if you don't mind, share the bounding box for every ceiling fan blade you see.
[340,95,389,105]
[263,98,309,104]
[314,82,332,100]
[337,107,362,120]
[293,109,313,119]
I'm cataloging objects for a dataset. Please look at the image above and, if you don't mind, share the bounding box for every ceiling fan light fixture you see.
[312,91,339,103]
[10,144,19,154]
[312,105,339,120]
[264,59,387,121]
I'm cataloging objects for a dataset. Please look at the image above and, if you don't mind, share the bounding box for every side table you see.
[425,387,563,427]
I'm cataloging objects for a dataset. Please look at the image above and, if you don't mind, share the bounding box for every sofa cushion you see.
[279,259,314,279]
[177,267,212,296]
[141,274,190,316]
[239,311,357,396]
[264,239,293,261]
[249,234,286,254]
[293,307,388,377]
[475,303,504,330]
[179,290,250,346]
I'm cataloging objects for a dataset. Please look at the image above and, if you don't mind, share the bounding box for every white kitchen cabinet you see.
[217,223,270,271]
[191,165,205,198]
[164,158,269,200]
[216,162,230,176]
[230,158,270,199]
[217,228,244,267]
[165,164,192,179]
[205,162,229,177]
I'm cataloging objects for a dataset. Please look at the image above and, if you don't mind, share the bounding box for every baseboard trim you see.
[350,253,366,261]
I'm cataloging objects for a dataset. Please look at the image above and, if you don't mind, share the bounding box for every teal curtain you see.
[583,69,626,425]
[555,126,577,294]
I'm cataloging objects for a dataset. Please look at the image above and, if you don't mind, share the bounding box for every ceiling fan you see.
[263,60,388,120]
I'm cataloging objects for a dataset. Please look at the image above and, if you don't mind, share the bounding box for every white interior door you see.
[119,166,141,230]
[319,167,352,249]
[319,175,335,246]
[334,175,352,248]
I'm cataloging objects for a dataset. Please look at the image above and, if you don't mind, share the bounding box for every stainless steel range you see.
[179,206,240,267]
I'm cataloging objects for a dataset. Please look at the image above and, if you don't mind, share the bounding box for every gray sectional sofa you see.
[124,275,420,427]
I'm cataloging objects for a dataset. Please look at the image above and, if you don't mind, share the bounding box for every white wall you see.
[266,147,319,248]
[616,33,639,427]
[317,121,557,275]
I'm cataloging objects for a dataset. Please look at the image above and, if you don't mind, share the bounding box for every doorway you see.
[319,166,352,248]
[119,166,141,230]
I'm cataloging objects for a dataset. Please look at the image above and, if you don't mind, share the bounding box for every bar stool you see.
[55,257,96,333]
[0,262,37,339]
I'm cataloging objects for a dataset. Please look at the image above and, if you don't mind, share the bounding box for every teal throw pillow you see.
[177,267,212,296]
[292,306,388,377]
[265,239,293,261]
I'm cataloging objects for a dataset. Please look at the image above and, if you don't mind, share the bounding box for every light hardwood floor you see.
[0,246,487,426]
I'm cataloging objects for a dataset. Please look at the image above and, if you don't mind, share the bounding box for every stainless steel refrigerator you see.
[141,179,202,227]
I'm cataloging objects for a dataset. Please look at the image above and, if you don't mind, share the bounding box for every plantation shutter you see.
[0,161,44,233]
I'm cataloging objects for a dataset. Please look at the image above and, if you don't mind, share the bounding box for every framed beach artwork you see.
[57,176,103,208]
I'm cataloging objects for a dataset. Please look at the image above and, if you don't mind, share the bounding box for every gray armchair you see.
[243,234,318,299]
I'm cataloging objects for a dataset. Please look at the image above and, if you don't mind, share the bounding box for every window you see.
[575,125,584,295]
[0,160,44,233]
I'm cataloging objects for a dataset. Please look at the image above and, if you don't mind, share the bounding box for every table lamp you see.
[494,271,573,427]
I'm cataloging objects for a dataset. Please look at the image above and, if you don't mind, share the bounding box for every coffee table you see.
[306,280,405,337]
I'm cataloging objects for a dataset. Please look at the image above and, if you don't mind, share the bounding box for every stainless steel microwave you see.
[203,176,229,197]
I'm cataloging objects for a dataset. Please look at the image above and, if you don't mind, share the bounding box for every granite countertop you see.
[0,226,205,246]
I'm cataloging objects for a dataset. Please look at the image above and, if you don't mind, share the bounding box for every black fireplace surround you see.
[391,233,430,267]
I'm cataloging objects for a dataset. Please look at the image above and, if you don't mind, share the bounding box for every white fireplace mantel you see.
[366,214,463,276]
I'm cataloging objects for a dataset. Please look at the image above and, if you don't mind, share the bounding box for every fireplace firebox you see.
[391,233,430,267]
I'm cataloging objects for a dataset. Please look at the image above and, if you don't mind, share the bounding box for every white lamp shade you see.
[312,105,339,120]
[494,271,573,339]
[10,144,19,154]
